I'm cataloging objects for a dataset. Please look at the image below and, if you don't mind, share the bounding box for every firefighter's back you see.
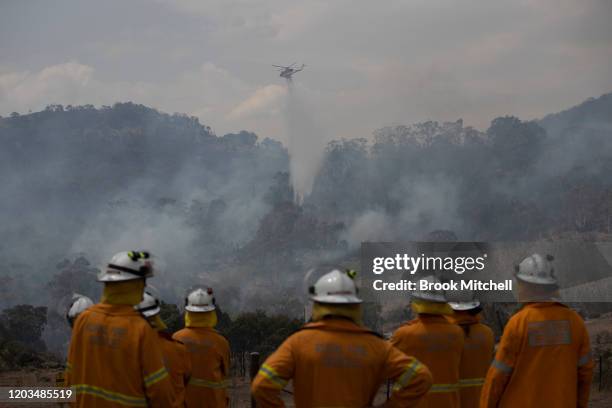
[68,304,170,407]
[173,327,229,408]
[497,303,590,407]
[392,315,464,408]
[290,320,398,406]
[457,321,494,408]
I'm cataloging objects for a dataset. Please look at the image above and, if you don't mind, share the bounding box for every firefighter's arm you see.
[480,318,519,408]
[251,337,295,408]
[389,329,402,349]
[381,345,432,408]
[576,322,594,408]
[220,337,231,378]
[141,326,175,407]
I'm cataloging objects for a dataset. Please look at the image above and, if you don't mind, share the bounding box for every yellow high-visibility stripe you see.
[459,377,485,387]
[258,364,288,389]
[392,360,422,391]
[189,377,230,389]
[430,383,459,393]
[144,366,169,387]
[74,384,147,407]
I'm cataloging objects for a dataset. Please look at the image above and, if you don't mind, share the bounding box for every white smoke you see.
[285,81,328,203]
[343,175,463,249]
[344,210,394,248]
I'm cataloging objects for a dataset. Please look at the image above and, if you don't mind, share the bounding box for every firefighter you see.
[56,294,95,406]
[480,254,594,408]
[137,291,191,408]
[173,287,230,408]
[65,251,175,407]
[447,293,494,408]
[66,294,94,328]
[390,274,464,408]
[251,269,433,407]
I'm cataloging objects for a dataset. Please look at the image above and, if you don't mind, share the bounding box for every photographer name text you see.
[372,279,513,292]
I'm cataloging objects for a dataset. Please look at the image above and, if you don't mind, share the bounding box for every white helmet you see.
[136,291,161,317]
[66,294,94,327]
[448,289,480,311]
[185,287,216,312]
[98,251,154,282]
[309,269,362,304]
[411,275,447,303]
[515,253,557,285]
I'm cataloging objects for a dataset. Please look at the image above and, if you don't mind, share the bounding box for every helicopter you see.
[272,63,305,80]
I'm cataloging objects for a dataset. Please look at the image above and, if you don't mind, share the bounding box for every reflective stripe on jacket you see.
[65,303,175,407]
[480,302,594,408]
[251,317,433,407]
[173,327,230,408]
[447,312,494,408]
[391,314,464,408]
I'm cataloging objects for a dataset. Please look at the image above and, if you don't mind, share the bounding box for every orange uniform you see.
[251,317,433,407]
[65,303,175,407]
[480,302,593,408]
[391,314,464,408]
[173,327,230,407]
[158,332,191,408]
[447,312,494,408]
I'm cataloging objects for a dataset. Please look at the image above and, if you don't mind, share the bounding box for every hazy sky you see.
[1,0,611,142]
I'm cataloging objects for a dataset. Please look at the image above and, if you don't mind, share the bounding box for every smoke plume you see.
[285,81,328,203]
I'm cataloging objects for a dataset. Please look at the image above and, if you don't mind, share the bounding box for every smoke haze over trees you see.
[1,93,612,355]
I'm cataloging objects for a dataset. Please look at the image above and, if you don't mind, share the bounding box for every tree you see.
[225,310,302,356]
[47,256,99,302]
[159,302,182,334]
[487,116,546,174]
[0,305,47,348]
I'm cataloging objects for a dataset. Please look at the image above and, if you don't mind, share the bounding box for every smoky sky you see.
[1,0,611,142]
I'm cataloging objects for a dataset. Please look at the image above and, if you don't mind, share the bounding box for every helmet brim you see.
[311,295,363,304]
[185,305,216,312]
[97,273,145,282]
[411,292,447,303]
[449,301,481,311]
[515,274,558,286]
[140,306,161,317]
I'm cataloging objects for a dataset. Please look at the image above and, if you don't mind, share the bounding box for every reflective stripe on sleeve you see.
[491,359,513,374]
[74,384,147,407]
[430,383,459,393]
[143,366,169,387]
[578,351,592,367]
[392,359,422,392]
[459,377,485,387]
[258,364,288,389]
[189,377,230,389]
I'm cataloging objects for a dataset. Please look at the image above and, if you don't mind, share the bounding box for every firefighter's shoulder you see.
[210,328,229,341]
[297,320,384,339]
[397,318,420,328]
[159,330,185,345]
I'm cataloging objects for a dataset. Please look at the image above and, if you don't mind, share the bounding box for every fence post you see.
[250,352,261,408]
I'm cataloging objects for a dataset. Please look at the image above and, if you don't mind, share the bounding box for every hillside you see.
[0,93,612,316]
